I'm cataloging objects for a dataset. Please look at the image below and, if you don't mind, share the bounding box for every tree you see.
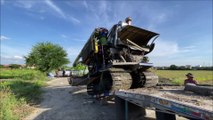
[0,64,4,68]
[72,63,87,71]
[25,42,70,72]
[169,64,178,70]
[9,64,21,69]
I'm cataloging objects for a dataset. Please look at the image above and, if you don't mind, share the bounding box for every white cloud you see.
[0,44,29,64]
[179,46,196,53]
[1,44,29,58]
[15,1,37,9]
[147,13,168,30]
[45,0,66,18]
[149,39,196,57]
[14,55,24,60]
[67,15,81,24]
[82,1,88,9]
[61,34,67,39]
[1,55,25,64]
[82,1,115,28]
[150,40,179,57]
[0,35,10,40]
[2,55,23,60]
[44,0,80,24]
[11,0,80,24]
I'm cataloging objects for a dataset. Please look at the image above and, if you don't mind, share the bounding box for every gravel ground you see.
[25,77,116,120]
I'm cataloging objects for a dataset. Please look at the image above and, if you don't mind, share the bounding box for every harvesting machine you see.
[70,20,159,96]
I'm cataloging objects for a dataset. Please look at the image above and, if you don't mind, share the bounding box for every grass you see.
[0,88,32,120]
[0,69,45,80]
[155,70,213,85]
[0,69,46,120]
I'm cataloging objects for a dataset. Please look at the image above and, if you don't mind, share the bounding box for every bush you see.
[9,64,22,69]
[0,69,46,120]
[0,88,19,120]
[0,80,44,104]
[0,69,46,80]
[0,87,32,120]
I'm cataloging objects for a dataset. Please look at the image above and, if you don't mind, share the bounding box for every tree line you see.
[157,64,213,70]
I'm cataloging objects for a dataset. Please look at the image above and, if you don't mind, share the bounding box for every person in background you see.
[184,73,198,85]
[62,69,65,77]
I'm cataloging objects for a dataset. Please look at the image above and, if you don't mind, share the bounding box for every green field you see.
[0,69,45,80]
[0,69,46,120]
[155,70,213,85]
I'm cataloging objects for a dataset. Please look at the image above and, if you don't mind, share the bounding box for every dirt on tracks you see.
[25,77,116,120]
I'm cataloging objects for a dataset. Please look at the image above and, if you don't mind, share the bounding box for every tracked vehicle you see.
[71,21,159,96]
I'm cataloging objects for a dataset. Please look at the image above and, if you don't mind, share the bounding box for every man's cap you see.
[186,73,193,77]
[125,17,132,22]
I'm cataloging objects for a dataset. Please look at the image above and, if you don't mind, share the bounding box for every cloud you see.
[14,1,37,9]
[10,0,80,24]
[0,44,29,64]
[1,55,25,64]
[14,55,24,60]
[1,44,29,58]
[45,0,66,18]
[149,40,178,57]
[147,13,168,30]
[82,1,114,28]
[150,39,196,57]
[67,15,81,24]
[0,35,10,40]
[180,46,196,53]
[82,1,88,9]
[61,34,67,39]
[44,0,80,24]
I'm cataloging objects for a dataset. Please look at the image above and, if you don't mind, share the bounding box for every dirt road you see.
[25,77,116,120]
[25,78,187,120]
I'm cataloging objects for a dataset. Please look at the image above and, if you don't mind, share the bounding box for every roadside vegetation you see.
[0,42,70,120]
[0,69,46,120]
[156,70,213,85]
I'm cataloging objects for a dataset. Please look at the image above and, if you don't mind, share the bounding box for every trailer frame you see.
[115,88,213,120]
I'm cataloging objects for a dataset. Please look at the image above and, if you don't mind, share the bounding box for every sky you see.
[0,0,212,66]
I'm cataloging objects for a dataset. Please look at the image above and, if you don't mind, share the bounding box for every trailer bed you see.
[115,86,213,120]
